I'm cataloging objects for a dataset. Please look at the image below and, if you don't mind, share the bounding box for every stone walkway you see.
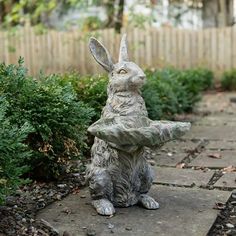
[37,92,236,236]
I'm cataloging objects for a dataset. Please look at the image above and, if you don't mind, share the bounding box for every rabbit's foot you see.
[138,194,159,210]
[92,199,115,216]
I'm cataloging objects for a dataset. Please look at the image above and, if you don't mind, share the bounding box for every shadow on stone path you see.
[36,92,236,236]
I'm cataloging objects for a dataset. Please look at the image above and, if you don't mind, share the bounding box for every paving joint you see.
[176,139,208,166]
[154,182,234,192]
[153,182,197,188]
[207,170,224,186]
[207,191,235,236]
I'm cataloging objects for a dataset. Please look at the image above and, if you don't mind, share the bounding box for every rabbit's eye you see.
[118,69,127,74]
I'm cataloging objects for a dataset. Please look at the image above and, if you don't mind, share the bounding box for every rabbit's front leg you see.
[88,167,115,215]
[138,194,160,210]
[92,198,115,216]
[138,158,159,210]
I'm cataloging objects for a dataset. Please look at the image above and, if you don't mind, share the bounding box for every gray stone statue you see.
[86,34,191,216]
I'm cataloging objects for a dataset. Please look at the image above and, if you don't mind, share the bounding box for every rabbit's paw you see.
[139,194,159,210]
[92,199,115,216]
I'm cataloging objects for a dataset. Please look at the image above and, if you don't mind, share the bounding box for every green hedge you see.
[0,98,33,204]
[0,59,94,187]
[59,73,108,121]
[143,68,213,119]
[221,69,236,91]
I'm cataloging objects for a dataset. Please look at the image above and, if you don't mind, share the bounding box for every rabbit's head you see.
[89,34,146,93]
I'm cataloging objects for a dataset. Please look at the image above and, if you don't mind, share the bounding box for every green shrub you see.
[59,72,108,121]
[0,98,33,204]
[176,68,213,111]
[221,69,236,90]
[0,59,94,180]
[143,69,186,119]
[143,67,213,119]
[197,68,214,91]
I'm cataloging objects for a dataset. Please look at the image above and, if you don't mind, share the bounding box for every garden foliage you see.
[59,73,108,121]
[0,59,94,186]
[143,68,213,119]
[0,98,33,204]
[221,69,236,91]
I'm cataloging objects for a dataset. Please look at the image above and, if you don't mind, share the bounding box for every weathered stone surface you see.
[214,173,236,189]
[159,140,201,152]
[155,151,188,167]
[196,92,236,114]
[153,140,201,166]
[183,126,236,141]
[189,150,236,168]
[195,114,236,126]
[87,35,191,215]
[153,167,214,187]
[206,141,236,150]
[37,186,230,236]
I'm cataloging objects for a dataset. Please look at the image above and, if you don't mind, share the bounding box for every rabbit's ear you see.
[89,37,114,72]
[119,34,129,62]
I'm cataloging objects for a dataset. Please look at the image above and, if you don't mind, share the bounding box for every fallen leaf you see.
[176,163,186,169]
[223,165,236,173]
[72,187,80,194]
[208,153,222,159]
[213,202,226,210]
[194,166,208,171]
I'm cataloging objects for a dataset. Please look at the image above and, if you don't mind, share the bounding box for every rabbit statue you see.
[86,34,190,216]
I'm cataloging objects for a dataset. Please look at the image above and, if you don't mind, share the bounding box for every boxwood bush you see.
[221,69,236,91]
[0,59,94,182]
[0,98,33,204]
[59,72,108,121]
[143,67,213,119]
[142,69,186,119]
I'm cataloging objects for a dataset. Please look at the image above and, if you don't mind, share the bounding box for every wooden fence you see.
[0,25,236,76]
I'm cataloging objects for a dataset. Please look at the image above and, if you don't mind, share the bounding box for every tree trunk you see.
[202,0,234,28]
[104,0,115,28]
[104,0,124,33]
[114,0,124,33]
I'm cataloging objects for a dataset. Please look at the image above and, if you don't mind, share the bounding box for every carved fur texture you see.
[87,35,190,215]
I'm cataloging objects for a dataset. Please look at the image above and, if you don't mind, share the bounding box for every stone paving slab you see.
[195,115,236,126]
[196,92,236,114]
[206,141,236,150]
[214,173,236,189]
[189,150,236,168]
[152,140,201,167]
[36,186,230,236]
[155,151,188,167]
[183,126,236,141]
[159,140,201,152]
[153,167,214,187]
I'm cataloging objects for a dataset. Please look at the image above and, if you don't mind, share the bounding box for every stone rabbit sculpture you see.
[87,34,190,216]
